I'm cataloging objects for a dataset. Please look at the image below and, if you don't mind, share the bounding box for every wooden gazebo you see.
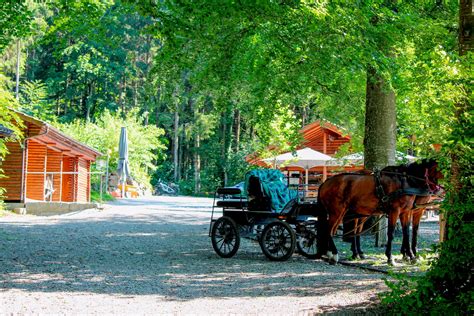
[0,111,101,203]
[246,120,362,185]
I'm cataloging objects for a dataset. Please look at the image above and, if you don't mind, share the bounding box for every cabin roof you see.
[14,110,102,160]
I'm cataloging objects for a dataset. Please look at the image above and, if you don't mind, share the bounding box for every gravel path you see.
[1,196,387,315]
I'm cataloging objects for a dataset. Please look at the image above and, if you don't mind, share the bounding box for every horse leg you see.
[356,235,365,259]
[350,219,360,259]
[327,212,342,264]
[399,211,413,262]
[356,217,367,259]
[315,203,330,259]
[350,236,359,259]
[411,208,424,262]
[402,220,415,262]
[386,210,400,265]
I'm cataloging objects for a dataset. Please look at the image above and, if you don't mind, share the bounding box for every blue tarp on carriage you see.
[244,169,297,213]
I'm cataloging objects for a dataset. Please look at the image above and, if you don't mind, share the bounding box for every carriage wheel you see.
[259,221,296,261]
[296,222,318,259]
[211,216,240,258]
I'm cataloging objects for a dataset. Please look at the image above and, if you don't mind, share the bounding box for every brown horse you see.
[316,159,442,265]
[399,194,443,262]
[344,195,439,263]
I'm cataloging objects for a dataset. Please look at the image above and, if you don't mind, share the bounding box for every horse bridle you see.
[380,168,443,196]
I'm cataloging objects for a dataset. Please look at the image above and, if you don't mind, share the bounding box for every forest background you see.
[0,0,464,195]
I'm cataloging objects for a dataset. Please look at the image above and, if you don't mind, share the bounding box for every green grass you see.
[90,191,115,202]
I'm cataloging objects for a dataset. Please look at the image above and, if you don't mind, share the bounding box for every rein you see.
[381,169,444,195]
[337,215,387,239]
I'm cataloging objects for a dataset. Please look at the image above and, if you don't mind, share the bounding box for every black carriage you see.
[209,169,321,261]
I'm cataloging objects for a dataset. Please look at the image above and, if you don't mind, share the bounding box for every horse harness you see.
[373,169,432,213]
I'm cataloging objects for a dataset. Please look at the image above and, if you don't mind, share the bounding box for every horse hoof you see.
[359,253,366,259]
[333,253,339,264]
[410,257,418,264]
[351,254,360,260]
[387,259,397,266]
[402,255,410,262]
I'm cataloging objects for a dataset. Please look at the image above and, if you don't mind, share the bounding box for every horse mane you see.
[406,158,437,177]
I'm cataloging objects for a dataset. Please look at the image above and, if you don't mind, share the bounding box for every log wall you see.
[61,156,75,202]
[46,148,62,201]
[25,140,46,201]
[77,158,90,202]
[0,141,23,201]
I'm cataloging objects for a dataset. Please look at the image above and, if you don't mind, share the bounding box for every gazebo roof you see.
[300,120,351,155]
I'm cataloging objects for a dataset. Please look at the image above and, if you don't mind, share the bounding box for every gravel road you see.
[0,196,387,315]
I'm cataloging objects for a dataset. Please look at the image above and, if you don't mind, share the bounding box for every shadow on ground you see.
[0,208,384,301]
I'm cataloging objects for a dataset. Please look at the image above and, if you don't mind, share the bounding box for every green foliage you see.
[0,75,23,158]
[381,52,473,312]
[19,80,55,121]
[381,195,473,314]
[23,0,156,121]
[60,109,166,188]
[0,1,32,53]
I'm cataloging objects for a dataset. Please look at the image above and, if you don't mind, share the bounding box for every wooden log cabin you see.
[0,111,102,203]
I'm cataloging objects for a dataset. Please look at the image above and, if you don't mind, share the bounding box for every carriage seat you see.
[216,199,248,209]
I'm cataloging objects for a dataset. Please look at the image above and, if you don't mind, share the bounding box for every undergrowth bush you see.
[380,102,473,314]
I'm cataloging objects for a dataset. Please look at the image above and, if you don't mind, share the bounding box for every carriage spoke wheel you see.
[260,221,296,261]
[211,216,240,258]
[296,222,318,259]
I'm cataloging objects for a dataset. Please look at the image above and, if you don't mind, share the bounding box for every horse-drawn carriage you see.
[210,159,443,265]
[209,169,320,261]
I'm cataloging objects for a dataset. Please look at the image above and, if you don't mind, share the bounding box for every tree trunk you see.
[173,102,180,183]
[85,82,94,122]
[178,127,184,181]
[220,110,232,186]
[234,109,241,150]
[192,96,201,193]
[15,40,21,100]
[122,77,127,113]
[364,65,397,247]
[364,66,396,170]
[194,133,201,194]
[302,106,307,127]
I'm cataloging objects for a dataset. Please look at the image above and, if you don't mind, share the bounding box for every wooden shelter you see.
[0,111,102,203]
[247,120,360,184]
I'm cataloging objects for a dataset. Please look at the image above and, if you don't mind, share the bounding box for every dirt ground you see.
[0,196,411,315]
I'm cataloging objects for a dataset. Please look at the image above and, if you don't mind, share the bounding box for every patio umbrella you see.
[117,127,130,198]
[263,148,333,185]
